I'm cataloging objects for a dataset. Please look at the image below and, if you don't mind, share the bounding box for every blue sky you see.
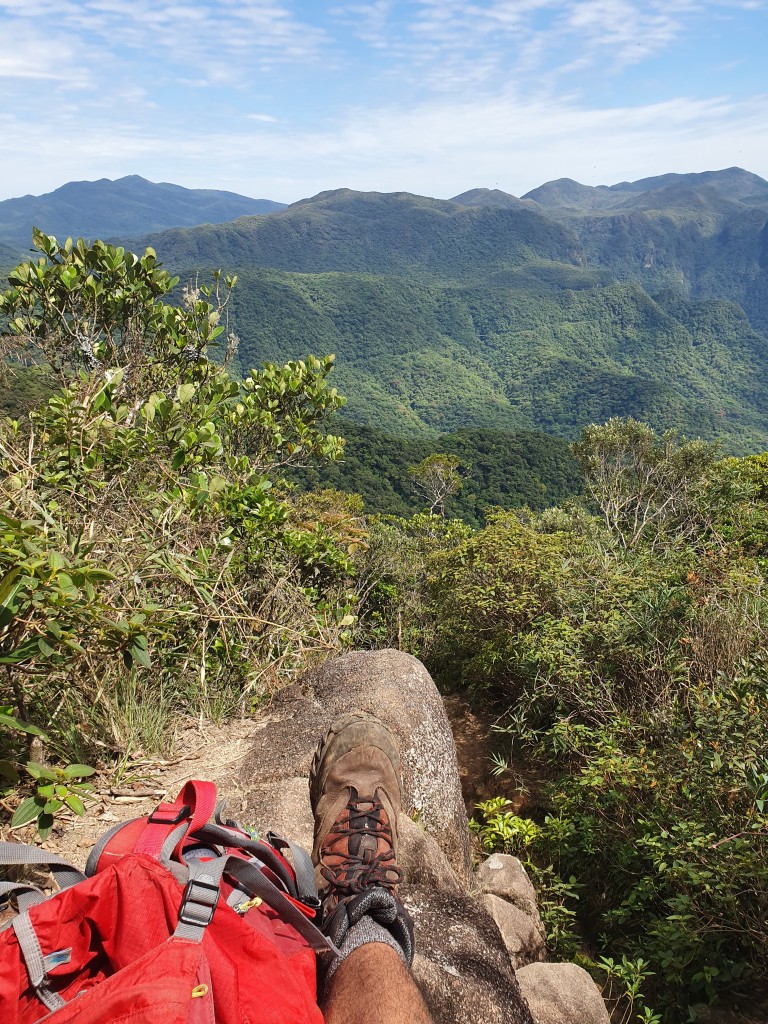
[1,0,766,203]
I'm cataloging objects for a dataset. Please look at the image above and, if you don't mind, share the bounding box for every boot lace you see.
[321,792,403,897]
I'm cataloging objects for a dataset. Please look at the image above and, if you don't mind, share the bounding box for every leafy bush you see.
[397,421,768,1019]
[0,233,351,802]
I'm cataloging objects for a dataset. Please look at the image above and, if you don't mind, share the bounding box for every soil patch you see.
[1,717,266,870]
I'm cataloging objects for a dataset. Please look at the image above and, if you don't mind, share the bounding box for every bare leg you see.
[322,943,433,1024]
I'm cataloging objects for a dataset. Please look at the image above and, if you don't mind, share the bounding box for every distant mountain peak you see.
[450,188,523,209]
[523,166,768,212]
[0,177,287,249]
[522,178,616,209]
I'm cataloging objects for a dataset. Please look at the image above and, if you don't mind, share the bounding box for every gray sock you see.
[325,916,407,982]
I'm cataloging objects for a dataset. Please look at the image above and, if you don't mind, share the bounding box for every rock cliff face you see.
[240,649,610,1024]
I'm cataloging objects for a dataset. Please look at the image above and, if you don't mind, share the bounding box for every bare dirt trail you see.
[1,719,267,869]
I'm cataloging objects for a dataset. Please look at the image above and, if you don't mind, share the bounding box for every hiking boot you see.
[309,711,414,964]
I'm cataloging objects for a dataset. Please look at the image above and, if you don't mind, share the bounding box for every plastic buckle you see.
[179,877,220,927]
[301,894,322,913]
[148,803,191,825]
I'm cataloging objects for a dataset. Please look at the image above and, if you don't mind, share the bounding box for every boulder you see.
[516,962,610,1024]
[239,649,472,883]
[476,853,540,916]
[244,777,314,849]
[404,885,534,1024]
[236,650,608,1024]
[481,893,547,969]
[398,815,464,896]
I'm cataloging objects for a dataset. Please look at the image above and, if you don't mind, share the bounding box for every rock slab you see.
[516,963,611,1024]
[240,649,471,883]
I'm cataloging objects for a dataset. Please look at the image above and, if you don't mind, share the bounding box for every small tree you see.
[572,418,725,550]
[408,453,461,517]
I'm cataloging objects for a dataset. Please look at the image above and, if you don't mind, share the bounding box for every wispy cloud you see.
[0,1,328,88]
[350,0,767,92]
[0,1,766,203]
[330,1,396,48]
[0,21,93,85]
[3,86,766,202]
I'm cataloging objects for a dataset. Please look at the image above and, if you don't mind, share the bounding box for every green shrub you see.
[423,422,768,1018]
[0,234,351,812]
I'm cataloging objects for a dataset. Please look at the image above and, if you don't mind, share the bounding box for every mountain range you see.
[2,168,768,454]
[0,175,284,249]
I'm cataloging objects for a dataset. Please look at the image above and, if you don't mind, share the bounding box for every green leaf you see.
[0,638,44,665]
[48,551,67,571]
[43,798,64,814]
[0,760,19,783]
[63,764,96,778]
[26,762,58,781]
[128,640,151,669]
[0,712,48,740]
[177,383,196,404]
[56,573,78,596]
[65,793,85,816]
[11,796,42,828]
[0,568,24,628]
[37,812,54,840]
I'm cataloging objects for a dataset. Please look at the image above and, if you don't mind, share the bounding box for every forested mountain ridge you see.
[3,168,768,453]
[132,188,586,279]
[0,175,285,250]
[222,266,768,451]
[521,166,768,210]
[296,422,583,523]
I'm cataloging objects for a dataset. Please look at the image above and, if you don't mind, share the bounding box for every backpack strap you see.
[0,842,86,890]
[267,832,321,910]
[174,855,339,957]
[189,822,302,901]
[133,780,218,861]
[12,912,67,1013]
[0,880,46,919]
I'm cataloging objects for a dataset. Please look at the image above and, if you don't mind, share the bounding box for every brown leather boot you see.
[309,711,414,964]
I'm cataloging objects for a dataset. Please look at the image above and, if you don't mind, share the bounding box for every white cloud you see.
[360,0,766,91]
[247,113,279,122]
[336,1,394,47]
[0,1,329,90]
[2,88,766,203]
[0,22,93,84]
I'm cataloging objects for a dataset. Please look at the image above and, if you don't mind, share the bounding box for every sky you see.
[1,0,766,204]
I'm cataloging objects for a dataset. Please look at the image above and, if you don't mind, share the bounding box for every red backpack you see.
[0,780,336,1023]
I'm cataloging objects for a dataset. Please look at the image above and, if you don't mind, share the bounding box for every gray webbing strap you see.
[173,854,338,954]
[158,821,192,864]
[223,857,337,955]
[191,823,299,900]
[84,818,132,876]
[0,842,86,890]
[12,912,66,1012]
[173,863,220,943]
[267,832,321,909]
[0,880,46,919]
[213,800,238,829]
[205,854,336,955]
